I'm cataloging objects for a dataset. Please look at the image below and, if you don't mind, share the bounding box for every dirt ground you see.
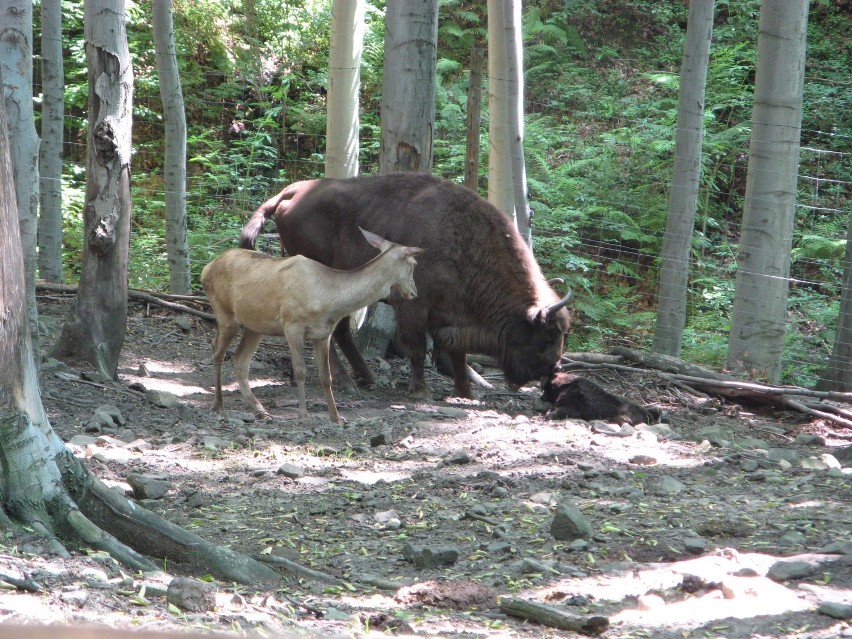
[1,293,850,639]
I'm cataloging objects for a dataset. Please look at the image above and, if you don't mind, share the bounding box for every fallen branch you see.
[500,597,608,635]
[36,281,215,322]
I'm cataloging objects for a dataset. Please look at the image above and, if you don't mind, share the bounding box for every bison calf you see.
[541,372,661,425]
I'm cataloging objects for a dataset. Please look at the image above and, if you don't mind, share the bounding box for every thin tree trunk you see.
[1,0,41,357]
[817,207,852,391]
[379,0,438,174]
[486,0,514,223]
[727,0,809,383]
[464,47,483,192]
[52,0,134,379]
[152,0,190,294]
[653,0,715,356]
[326,0,365,179]
[38,0,65,284]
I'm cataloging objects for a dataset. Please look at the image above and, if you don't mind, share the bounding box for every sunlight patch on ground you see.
[338,468,410,485]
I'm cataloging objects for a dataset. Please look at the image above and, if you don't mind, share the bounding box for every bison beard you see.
[540,372,661,425]
[240,173,573,399]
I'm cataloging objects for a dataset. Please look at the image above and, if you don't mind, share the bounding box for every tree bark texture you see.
[464,47,483,192]
[379,0,438,174]
[652,0,715,356]
[1,0,41,356]
[152,0,191,294]
[817,206,852,391]
[38,0,65,284]
[53,0,134,379]
[486,0,514,224]
[326,0,365,179]
[727,0,809,383]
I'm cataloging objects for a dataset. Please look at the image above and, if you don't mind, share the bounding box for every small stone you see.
[818,601,852,619]
[444,450,471,465]
[767,448,799,465]
[277,463,305,479]
[173,317,192,332]
[146,389,180,409]
[550,500,592,541]
[437,407,468,418]
[126,472,172,500]
[767,560,817,582]
[682,536,707,555]
[401,544,459,568]
[779,530,806,546]
[796,433,825,446]
[629,455,657,466]
[740,459,759,472]
[650,476,686,496]
[167,576,216,612]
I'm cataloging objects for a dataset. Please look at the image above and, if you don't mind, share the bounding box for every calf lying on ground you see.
[540,371,661,425]
[201,228,424,423]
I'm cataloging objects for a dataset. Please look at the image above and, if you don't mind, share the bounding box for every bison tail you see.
[239,205,271,250]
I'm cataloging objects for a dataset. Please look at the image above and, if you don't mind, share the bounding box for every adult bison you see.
[240,172,572,398]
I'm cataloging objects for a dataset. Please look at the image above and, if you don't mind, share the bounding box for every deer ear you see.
[360,227,392,251]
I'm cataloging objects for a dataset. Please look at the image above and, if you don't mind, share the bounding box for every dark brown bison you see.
[240,172,572,398]
[540,371,661,425]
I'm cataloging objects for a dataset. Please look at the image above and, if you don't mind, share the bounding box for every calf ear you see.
[360,227,392,251]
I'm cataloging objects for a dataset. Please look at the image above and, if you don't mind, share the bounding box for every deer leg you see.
[284,326,309,419]
[231,329,267,417]
[333,318,374,388]
[210,321,239,416]
[313,338,341,424]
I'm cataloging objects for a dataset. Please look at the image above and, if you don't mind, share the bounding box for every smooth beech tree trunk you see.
[38,0,65,284]
[1,0,41,356]
[326,0,365,179]
[653,0,715,356]
[486,0,514,224]
[727,0,809,383]
[379,0,438,174]
[153,0,190,294]
[52,0,134,378]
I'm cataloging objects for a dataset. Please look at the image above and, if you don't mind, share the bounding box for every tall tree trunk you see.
[653,0,715,357]
[1,0,41,357]
[727,0,809,383]
[379,0,438,174]
[326,0,365,179]
[817,208,852,391]
[153,0,190,295]
[464,46,483,193]
[486,0,514,224]
[38,0,65,284]
[52,0,134,379]
[502,0,531,245]
[0,83,279,585]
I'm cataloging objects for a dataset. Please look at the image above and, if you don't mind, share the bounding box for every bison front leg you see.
[448,350,474,399]
[332,318,374,389]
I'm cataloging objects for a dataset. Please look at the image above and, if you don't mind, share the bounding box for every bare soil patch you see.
[1,294,850,639]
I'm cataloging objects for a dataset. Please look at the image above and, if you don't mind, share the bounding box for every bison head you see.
[499,292,573,388]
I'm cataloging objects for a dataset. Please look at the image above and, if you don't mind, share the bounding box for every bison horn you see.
[545,288,573,316]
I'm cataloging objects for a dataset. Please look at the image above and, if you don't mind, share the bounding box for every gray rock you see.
[820,540,852,555]
[796,433,826,446]
[370,430,392,447]
[173,317,192,332]
[591,421,621,435]
[740,459,760,472]
[146,389,180,408]
[650,476,686,496]
[818,601,852,620]
[444,450,471,465]
[767,448,799,465]
[167,576,216,612]
[550,500,592,541]
[402,543,459,568]
[682,536,707,555]
[779,530,806,546]
[126,472,172,500]
[437,406,468,419]
[637,423,677,440]
[767,560,817,581]
[277,463,305,479]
